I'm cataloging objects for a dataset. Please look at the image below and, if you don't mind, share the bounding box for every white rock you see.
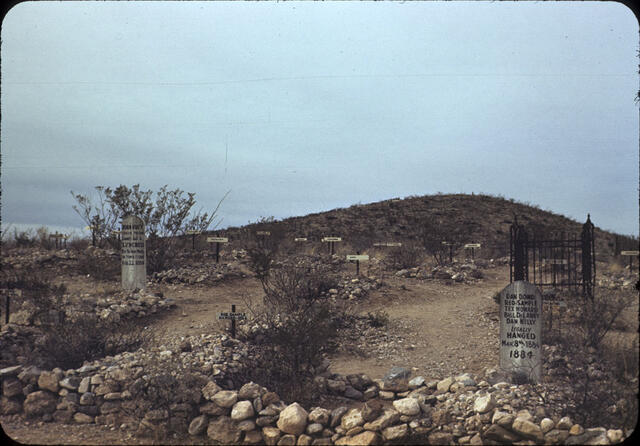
[392,398,421,416]
[277,402,308,435]
[231,400,254,421]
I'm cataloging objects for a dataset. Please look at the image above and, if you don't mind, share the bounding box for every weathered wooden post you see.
[207,236,228,263]
[186,230,200,250]
[621,251,639,269]
[346,253,369,276]
[121,215,146,291]
[465,243,481,260]
[499,281,543,383]
[218,305,247,339]
[322,237,341,255]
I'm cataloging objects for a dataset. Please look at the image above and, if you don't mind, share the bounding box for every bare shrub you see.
[76,250,120,281]
[34,316,154,370]
[419,219,467,265]
[551,288,638,430]
[384,244,423,270]
[243,262,341,405]
[71,184,229,273]
[245,217,284,281]
[366,309,389,327]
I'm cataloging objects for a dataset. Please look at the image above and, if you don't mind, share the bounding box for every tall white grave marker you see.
[121,215,146,291]
[499,281,543,383]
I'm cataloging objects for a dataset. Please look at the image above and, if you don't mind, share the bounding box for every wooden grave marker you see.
[207,236,229,263]
[322,236,342,255]
[346,253,369,275]
[218,304,246,338]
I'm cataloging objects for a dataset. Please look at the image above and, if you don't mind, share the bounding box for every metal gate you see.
[510,214,595,297]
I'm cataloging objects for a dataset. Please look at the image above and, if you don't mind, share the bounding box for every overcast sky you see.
[1,1,638,238]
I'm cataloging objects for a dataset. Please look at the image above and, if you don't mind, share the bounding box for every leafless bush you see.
[245,217,284,281]
[34,316,154,370]
[551,288,638,430]
[243,262,341,404]
[419,219,466,265]
[76,250,120,281]
[384,244,423,270]
[71,184,229,273]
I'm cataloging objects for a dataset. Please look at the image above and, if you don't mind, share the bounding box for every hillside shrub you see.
[243,262,341,405]
[550,288,638,430]
[71,185,229,273]
[384,244,423,270]
[245,216,284,281]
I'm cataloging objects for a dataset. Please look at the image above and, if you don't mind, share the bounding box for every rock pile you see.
[327,276,382,301]
[2,290,176,328]
[152,262,247,285]
[394,259,494,283]
[0,248,80,272]
[1,339,631,445]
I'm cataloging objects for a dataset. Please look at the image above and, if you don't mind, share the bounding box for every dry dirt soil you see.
[2,261,508,445]
[3,259,637,445]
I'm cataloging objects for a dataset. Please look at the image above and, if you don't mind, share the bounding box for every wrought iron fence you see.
[510,215,595,297]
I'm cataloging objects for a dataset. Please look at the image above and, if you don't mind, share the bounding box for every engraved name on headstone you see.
[121,215,146,291]
[499,281,543,383]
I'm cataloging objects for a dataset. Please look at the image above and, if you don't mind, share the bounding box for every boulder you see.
[473,393,495,414]
[212,390,238,408]
[392,397,421,416]
[38,370,62,393]
[207,416,241,444]
[340,430,380,445]
[188,415,208,436]
[238,382,262,400]
[277,434,296,445]
[2,377,23,398]
[262,426,281,445]
[341,408,364,430]
[73,412,94,424]
[436,376,454,393]
[23,390,57,417]
[308,407,331,425]
[483,424,521,443]
[363,409,400,431]
[231,400,255,421]
[382,423,408,441]
[512,417,545,443]
[277,402,308,435]
[202,381,222,400]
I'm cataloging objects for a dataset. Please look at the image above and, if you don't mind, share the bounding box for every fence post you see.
[581,214,595,299]
[511,220,528,282]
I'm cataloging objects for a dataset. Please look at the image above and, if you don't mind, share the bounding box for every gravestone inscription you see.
[499,281,543,383]
[121,215,146,291]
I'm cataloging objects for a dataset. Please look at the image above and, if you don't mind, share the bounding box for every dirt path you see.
[330,267,508,380]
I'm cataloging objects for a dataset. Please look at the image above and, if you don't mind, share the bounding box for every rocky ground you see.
[1,245,637,444]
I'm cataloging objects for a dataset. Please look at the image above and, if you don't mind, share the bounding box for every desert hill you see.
[216,193,632,260]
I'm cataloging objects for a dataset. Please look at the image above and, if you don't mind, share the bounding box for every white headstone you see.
[121,215,146,291]
[499,281,543,383]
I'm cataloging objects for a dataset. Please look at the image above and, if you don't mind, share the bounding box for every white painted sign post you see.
[464,243,481,259]
[373,242,402,247]
[322,236,342,255]
[218,304,246,338]
[121,215,146,291]
[346,254,369,275]
[620,250,639,268]
[499,281,543,383]
[207,236,229,263]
